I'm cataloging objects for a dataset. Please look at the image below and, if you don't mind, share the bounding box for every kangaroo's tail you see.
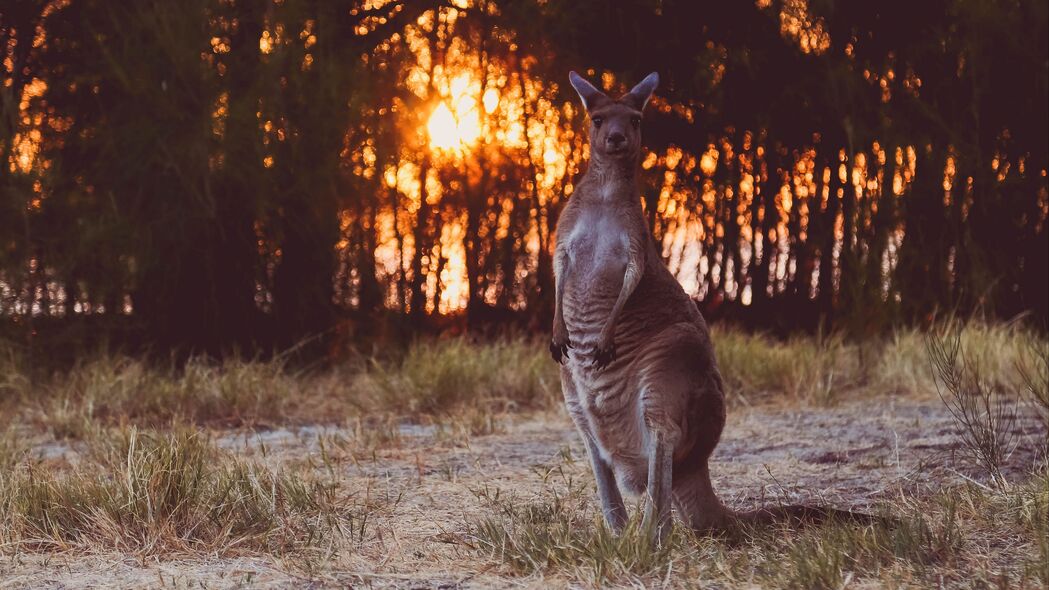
[728,504,886,528]
[673,458,888,533]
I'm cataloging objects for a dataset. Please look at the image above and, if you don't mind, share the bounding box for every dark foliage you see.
[1,0,1046,361]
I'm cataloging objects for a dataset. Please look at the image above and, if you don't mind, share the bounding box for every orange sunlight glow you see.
[427,73,484,152]
[427,102,459,150]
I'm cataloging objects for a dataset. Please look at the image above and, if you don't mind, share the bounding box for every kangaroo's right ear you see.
[622,72,659,111]
[569,71,608,112]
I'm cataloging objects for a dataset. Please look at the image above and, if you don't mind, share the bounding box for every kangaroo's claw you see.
[592,342,617,369]
[550,338,572,364]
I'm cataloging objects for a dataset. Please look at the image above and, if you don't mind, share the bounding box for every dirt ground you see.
[1,394,1044,589]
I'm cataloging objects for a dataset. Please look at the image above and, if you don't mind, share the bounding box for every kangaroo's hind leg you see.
[640,410,678,544]
[636,334,699,544]
[638,323,727,542]
[671,365,729,532]
[583,430,628,533]
[561,368,628,532]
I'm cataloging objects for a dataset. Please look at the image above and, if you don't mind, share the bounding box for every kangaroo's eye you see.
[592,117,604,128]
[630,116,641,128]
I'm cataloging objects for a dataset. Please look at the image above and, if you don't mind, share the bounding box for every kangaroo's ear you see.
[622,72,659,111]
[569,71,608,112]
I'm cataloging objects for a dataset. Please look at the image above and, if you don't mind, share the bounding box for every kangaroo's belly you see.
[556,208,670,493]
[561,292,652,493]
[562,360,648,492]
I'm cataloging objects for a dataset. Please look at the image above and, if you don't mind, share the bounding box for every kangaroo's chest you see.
[565,209,628,291]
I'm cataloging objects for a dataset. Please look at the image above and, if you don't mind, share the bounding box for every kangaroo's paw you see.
[550,338,572,364]
[592,341,617,369]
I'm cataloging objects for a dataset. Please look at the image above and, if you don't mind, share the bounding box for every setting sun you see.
[426,73,484,152]
[427,99,481,151]
[427,102,459,150]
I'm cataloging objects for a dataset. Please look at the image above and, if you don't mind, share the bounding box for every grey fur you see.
[552,72,878,544]
[552,71,729,544]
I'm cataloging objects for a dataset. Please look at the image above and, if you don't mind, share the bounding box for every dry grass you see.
[713,329,856,405]
[471,477,683,582]
[345,336,560,414]
[0,427,374,558]
[0,350,304,437]
[713,321,1043,407]
[1018,338,1049,438]
[470,462,1048,588]
[0,342,29,399]
[1,336,558,439]
[928,331,1024,487]
[3,324,1041,435]
[0,429,27,472]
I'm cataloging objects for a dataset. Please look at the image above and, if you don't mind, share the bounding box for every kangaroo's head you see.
[569,71,659,167]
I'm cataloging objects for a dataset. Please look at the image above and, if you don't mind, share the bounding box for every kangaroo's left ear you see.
[622,72,659,111]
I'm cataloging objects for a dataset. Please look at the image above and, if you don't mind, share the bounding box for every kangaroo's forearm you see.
[553,249,570,334]
[554,281,567,330]
[601,253,643,339]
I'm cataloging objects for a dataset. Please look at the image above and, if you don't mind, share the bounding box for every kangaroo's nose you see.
[607,132,626,147]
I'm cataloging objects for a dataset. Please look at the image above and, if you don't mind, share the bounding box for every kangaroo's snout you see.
[597,119,635,158]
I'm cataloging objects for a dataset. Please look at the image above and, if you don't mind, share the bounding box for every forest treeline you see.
[1,0,1046,360]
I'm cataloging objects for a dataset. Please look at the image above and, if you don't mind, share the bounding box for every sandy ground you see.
[1,395,1044,589]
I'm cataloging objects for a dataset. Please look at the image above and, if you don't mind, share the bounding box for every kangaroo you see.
[552,71,872,544]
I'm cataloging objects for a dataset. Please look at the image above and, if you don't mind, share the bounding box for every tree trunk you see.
[817,146,843,326]
[895,145,948,323]
[211,0,265,354]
